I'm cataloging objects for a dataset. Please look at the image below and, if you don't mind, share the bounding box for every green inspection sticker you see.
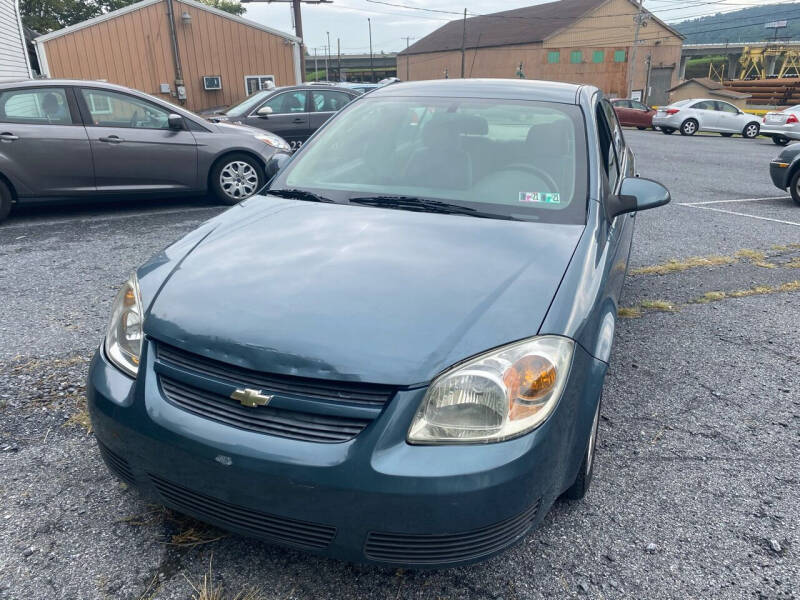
[519,192,561,204]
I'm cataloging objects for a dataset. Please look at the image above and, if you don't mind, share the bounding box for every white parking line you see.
[680,196,790,206]
[678,203,800,227]
[0,206,221,231]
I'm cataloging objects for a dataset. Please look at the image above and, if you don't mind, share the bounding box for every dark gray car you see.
[0,80,291,222]
[208,85,360,151]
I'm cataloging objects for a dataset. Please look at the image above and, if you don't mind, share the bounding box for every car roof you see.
[0,79,136,91]
[368,78,588,104]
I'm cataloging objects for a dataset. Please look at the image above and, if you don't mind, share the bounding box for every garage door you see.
[648,67,674,106]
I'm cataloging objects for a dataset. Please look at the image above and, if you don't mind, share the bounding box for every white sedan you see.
[652,98,761,138]
[761,105,800,146]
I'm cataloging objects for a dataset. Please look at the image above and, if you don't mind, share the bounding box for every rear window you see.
[0,88,72,125]
[276,96,588,225]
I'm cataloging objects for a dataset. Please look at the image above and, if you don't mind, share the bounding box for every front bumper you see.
[88,339,606,567]
[769,160,792,190]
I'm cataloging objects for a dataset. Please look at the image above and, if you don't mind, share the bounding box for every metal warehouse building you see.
[33,0,301,111]
[398,0,684,105]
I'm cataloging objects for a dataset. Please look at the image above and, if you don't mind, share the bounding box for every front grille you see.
[364,500,540,565]
[160,376,370,443]
[96,440,135,485]
[156,342,396,407]
[150,474,336,550]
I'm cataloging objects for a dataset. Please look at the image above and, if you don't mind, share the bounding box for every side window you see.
[596,102,620,190]
[0,88,73,125]
[631,101,648,111]
[691,100,716,111]
[81,89,170,129]
[311,90,353,113]
[260,91,308,115]
[716,101,739,114]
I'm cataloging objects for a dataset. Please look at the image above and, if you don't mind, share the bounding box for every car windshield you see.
[223,90,272,117]
[271,96,588,224]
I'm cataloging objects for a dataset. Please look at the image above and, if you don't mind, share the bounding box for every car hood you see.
[209,121,262,136]
[144,196,584,385]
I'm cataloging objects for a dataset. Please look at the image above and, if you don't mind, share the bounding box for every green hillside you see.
[673,3,800,44]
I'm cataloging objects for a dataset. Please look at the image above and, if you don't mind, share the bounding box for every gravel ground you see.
[0,131,798,599]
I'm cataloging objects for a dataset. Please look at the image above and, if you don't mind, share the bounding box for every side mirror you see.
[265,152,291,179]
[608,177,670,219]
[257,106,273,117]
[167,114,184,130]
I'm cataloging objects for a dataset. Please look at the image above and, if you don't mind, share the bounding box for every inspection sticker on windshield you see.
[519,192,560,204]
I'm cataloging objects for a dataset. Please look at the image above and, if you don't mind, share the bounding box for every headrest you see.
[526,119,572,155]
[422,113,489,147]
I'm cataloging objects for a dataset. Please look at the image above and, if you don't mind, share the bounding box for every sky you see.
[240,0,800,55]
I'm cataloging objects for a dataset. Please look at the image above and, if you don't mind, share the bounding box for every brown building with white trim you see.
[398,0,684,105]
[33,0,300,112]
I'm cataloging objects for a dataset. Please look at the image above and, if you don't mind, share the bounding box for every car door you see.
[0,86,94,196]
[79,87,198,193]
[612,100,634,126]
[629,100,652,127]
[689,100,720,131]
[242,90,310,149]
[308,90,356,141]
[714,101,743,133]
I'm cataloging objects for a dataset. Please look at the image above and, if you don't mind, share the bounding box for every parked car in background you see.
[0,80,290,222]
[88,79,670,567]
[769,143,800,205]
[761,105,800,146]
[610,98,656,130]
[338,82,380,94]
[653,98,761,138]
[206,84,361,150]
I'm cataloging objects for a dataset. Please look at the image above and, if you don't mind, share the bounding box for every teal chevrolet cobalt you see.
[88,79,670,567]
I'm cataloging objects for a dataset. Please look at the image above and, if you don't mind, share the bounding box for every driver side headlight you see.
[408,336,574,444]
[104,273,144,378]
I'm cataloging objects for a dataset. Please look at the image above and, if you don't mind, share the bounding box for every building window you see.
[570,51,582,64]
[614,50,627,63]
[547,51,560,64]
[593,51,604,63]
[245,75,275,96]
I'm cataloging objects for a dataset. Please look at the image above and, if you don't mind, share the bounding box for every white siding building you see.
[0,0,31,81]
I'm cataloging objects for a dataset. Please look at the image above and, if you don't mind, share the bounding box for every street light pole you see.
[368,18,374,83]
[325,31,330,81]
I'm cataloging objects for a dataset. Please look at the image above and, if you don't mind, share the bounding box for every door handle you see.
[0,133,19,142]
[292,118,305,124]
[98,135,123,144]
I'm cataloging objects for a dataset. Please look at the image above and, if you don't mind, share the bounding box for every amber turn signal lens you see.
[504,355,557,421]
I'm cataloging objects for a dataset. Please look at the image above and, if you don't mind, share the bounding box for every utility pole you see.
[368,17,374,83]
[460,8,467,78]
[401,36,415,80]
[627,0,646,98]
[337,37,341,81]
[325,31,330,81]
[314,47,318,81]
[239,0,333,83]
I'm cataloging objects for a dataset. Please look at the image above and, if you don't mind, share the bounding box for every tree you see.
[21,0,245,34]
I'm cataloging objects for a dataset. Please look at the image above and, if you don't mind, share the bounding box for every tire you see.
[0,180,12,223]
[562,396,601,501]
[679,119,698,136]
[209,153,264,205]
[742,122,760,139]
[637,126,647,130]
[773,135,790,146]
[720,133,734,137]
[661,127,674,135]
[789,169,800,206]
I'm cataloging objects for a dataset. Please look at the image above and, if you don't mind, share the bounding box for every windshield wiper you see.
[348,196,516,220]
[267,188,337,203]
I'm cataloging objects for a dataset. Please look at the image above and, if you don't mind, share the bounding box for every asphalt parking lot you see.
[1,130,798,599]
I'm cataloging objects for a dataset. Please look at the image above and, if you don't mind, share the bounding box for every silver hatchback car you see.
[653,98,761,138]
[0,80,291,222]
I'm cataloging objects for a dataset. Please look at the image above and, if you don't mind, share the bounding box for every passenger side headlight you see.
[104,273,144,378]
[408,336,574,444]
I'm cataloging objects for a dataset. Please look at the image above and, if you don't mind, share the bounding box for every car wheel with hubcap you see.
[661,127,674,135]
[790,169,800,206]
[742,122,760,139]
[773,135,790,146]
[562,396,601,500]
[210,153,264,205]
[680,119,698,136]
[0,180,12,223]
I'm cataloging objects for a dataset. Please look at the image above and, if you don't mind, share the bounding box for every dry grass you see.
[170,526,227,548]
[64,397,92,434]
[186,557,264,600]
[784,257,800,268]
[640,300,678,312]
[629,255,734,276]
[137,574,161,600]
[692,280,800,304]
[117,505,169,527]
[617,306,642,318]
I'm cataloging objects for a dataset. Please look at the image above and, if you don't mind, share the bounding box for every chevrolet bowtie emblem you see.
[230,388,273,408]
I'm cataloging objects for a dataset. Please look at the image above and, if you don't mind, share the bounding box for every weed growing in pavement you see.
[617,307,642,319]
[64,397,92,434]
[629,255,734,275]
[639,300,678,312]
[185,556,264,600]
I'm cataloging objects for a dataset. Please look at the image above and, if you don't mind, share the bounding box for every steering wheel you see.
[499,164,560,193]
[129,110,140,128]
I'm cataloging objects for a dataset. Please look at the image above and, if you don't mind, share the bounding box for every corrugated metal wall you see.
[39,0,297,111]
[0,0,31,81]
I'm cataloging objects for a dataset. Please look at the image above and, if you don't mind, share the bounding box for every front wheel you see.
[680,119,698,136]
[773,135,790,146]
[790,169,800,206]
[661,127,674,135]
[562,397,601,500]
[210,153,264,205]
[742,122,760,139]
